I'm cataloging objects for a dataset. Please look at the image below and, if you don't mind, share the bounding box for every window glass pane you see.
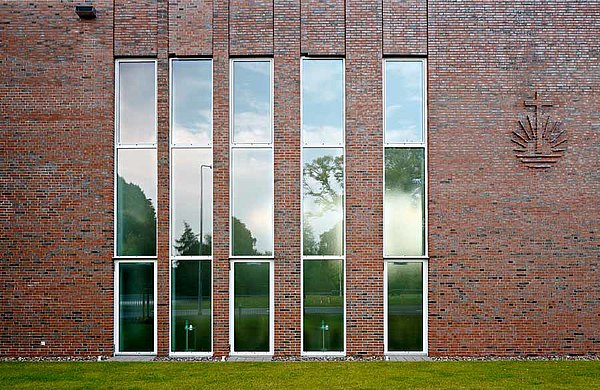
[117,149,157,256]
[302,59,344,146]
[118,62,156,144]
[234,262,270,352]
[232,149,273,256]
[302,148,344,256]
[385,61,423,143]
[303,260,344,352]
[384,148,424,256]
[119,262,154,352]
[388,262,423,351]
[232,61,271,144]
[172,149,212,256]
[171,260,211,352]
[172,60,212,145]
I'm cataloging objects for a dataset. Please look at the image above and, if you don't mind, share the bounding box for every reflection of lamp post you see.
[198,165,212,316]
[199,164,212,255]
[320,319,329,352]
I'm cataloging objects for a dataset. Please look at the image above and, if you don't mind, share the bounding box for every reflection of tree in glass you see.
[385,149,424,193]
[303,155,344,256]
[303,155,343,211]
[174,221,212,256]
[232,217,272,256]
[117,176,156,256]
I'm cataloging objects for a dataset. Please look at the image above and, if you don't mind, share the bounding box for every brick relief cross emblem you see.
[512,92,567,169]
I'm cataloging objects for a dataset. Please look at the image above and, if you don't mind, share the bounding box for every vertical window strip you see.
[115,59,158,258]
[383,58,427,354]
[301,57,346,354]
[169,58,214,355]
[230,59,274,258]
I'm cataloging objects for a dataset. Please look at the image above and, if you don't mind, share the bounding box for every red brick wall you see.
[168,0,212,56]
[1,0,598,358]
[0,0,115,356]
[229,0,273,56]
[427,1,599,356]
[114,0,158,56]
[301,0,345,56]
[345,0,384,356]
[383,0,427,55]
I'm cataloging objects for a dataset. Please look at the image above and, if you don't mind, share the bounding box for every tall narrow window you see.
[230,59,274,257]
[170,59,213,354]
[115,59,157,354]
[301,58,345,354]
[384,59,427,354]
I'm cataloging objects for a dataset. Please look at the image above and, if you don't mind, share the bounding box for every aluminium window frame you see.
[114,259,158,356]
[114,58,158,260]
[168,58,214,357]
[382,58,428,356]
[300,57,347,357]
[229,58,275,259]
[229,259,275,356]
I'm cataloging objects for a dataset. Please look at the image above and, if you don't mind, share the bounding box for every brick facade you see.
[0,0,598,357]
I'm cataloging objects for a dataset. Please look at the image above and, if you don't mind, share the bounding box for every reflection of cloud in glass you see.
[302,60,344,145]
[233,61,271,144]
[233,112,271,144]
[118,149,157,209]
[232,149,273,254]
[385,61,423,143]
[119,62,156,144]
[172,149,213,251]
[172,60,212,145]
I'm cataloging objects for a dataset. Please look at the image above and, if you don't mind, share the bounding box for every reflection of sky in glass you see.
[118,149,157,209]
[385,61,423,143]
[384,149,424,256]
[233,61,271,144]
[303,148,344,255]
[302,59,344,145]
[172,60,212,145]
[172,149,213,253]
[119,62,156,144]
[232,148,273,254]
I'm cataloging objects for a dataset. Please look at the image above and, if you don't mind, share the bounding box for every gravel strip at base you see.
[1,355,598,362]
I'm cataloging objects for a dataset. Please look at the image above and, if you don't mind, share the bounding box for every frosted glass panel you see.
[384,148,424,257]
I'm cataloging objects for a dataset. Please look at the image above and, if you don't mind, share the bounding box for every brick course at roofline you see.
[0,0,598,357]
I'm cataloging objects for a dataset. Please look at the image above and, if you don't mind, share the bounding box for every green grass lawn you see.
[1,361,598,389]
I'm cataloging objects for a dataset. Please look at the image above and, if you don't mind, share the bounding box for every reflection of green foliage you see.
[304,260,343,297]
[117,176,156,256]
[317,221,342,255]
[385,148,424,193]
[232,217,257,256]
[232,217,271,256]
[174,221,211,256]
[303,155,344,213]
[304,221,343,256]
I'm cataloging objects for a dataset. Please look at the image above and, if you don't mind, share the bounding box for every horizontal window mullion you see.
[116,144,157,149]
[171,144,212,149]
